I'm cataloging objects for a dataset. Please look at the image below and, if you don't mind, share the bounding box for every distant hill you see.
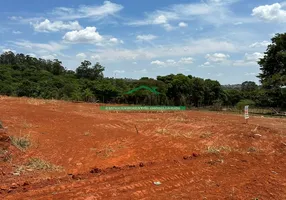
[222,84,242,90]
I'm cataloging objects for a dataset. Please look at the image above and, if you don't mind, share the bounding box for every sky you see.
[1,0,286,84]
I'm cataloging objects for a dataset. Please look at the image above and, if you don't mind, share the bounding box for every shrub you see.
[10,135,31,151]
[210,99,223,111]
[236,99,255,111]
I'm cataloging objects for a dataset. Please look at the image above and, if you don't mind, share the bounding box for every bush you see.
[236,99,255,111]
[210,99,223,111]
[10,135,31,151]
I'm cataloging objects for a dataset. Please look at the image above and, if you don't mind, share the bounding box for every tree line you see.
[0,33,285,109]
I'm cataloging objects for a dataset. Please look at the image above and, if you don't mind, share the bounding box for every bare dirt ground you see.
[0,96,286,200]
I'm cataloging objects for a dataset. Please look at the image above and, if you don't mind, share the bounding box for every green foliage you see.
[258,33,286,107]
[0,46,285,109]
[236,99,255,111]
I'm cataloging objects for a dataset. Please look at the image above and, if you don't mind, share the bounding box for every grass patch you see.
[23,120,33,129]
[0,149,12,162]
[182,132,193,138]
[10,134,31,151]
[200,131,213,139]
[94,146,116,158]
[247,147,257,153]
[101,146,115,157]
[207,146,231,154]
[156,128,170,135]
[27,158,62,171]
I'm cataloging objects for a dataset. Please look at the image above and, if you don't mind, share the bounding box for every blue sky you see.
[1,0,286,84]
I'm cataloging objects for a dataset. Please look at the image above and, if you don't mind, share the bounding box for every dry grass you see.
[247,147,258,153]
[136,118,160,122]
[26,98,58,106]
[23,119,33,129]
[27,157,63,171]
[93,145,116,158]
[0,120,3,129]
[207,146,232,154]
[13,158,63,175]
[0,149,12,162]
[10,134,31,151]
[200,131,213,139]
[156,128,170,135]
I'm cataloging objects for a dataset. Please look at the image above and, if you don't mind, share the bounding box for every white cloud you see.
[249,41,271,48]
[27,53,37,57]
[153,15,168,24]
[233,22,243,25]
[127,0,249,29]
[252,3,286,22]
[113,70,125,74]
[63,27,103,43]
[245,52,264,62]
[76,53,87,59]
[13,40,66,52]
[150,57,193,67]
[32,19,82,32]
[233,52,264,66]
[2,49,16,53]
[109,37,124,44]
[109,38,118,43]
[52,1,123,20]
[206,53,230,62]
[216,73,224,77]
[134,69,147,73]
[12,30,22,34]
[166,59,176,65]
[245,72,257,76]
[136,34,157,41]
[151,60,165,66]
[163,23,175,31]
[9,16,44,24]
[41,54,57,60]
[178,22,188,27]
[132,61,137,65]
[199,61,214,68]
[127,10,177,31]
[178,57,193,64]
[91,54,101,60]
[89,39,237,63]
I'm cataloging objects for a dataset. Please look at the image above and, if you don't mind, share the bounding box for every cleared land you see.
[0,96,286,200]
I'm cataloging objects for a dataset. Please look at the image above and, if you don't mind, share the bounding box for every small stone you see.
[23,182,29,186]
[11,183,17,189]
[139,162,144,167]
[193,153,199,157]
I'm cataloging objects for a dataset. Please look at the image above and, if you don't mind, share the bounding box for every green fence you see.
[100,106,186,111]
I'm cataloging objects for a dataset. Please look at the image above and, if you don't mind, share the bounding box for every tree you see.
[258,33,286,107]
[75,61,104,80]
[241,81,258,92]
[190,77,205,107]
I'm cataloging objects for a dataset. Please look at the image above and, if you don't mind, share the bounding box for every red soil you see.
[0,96,286,199]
